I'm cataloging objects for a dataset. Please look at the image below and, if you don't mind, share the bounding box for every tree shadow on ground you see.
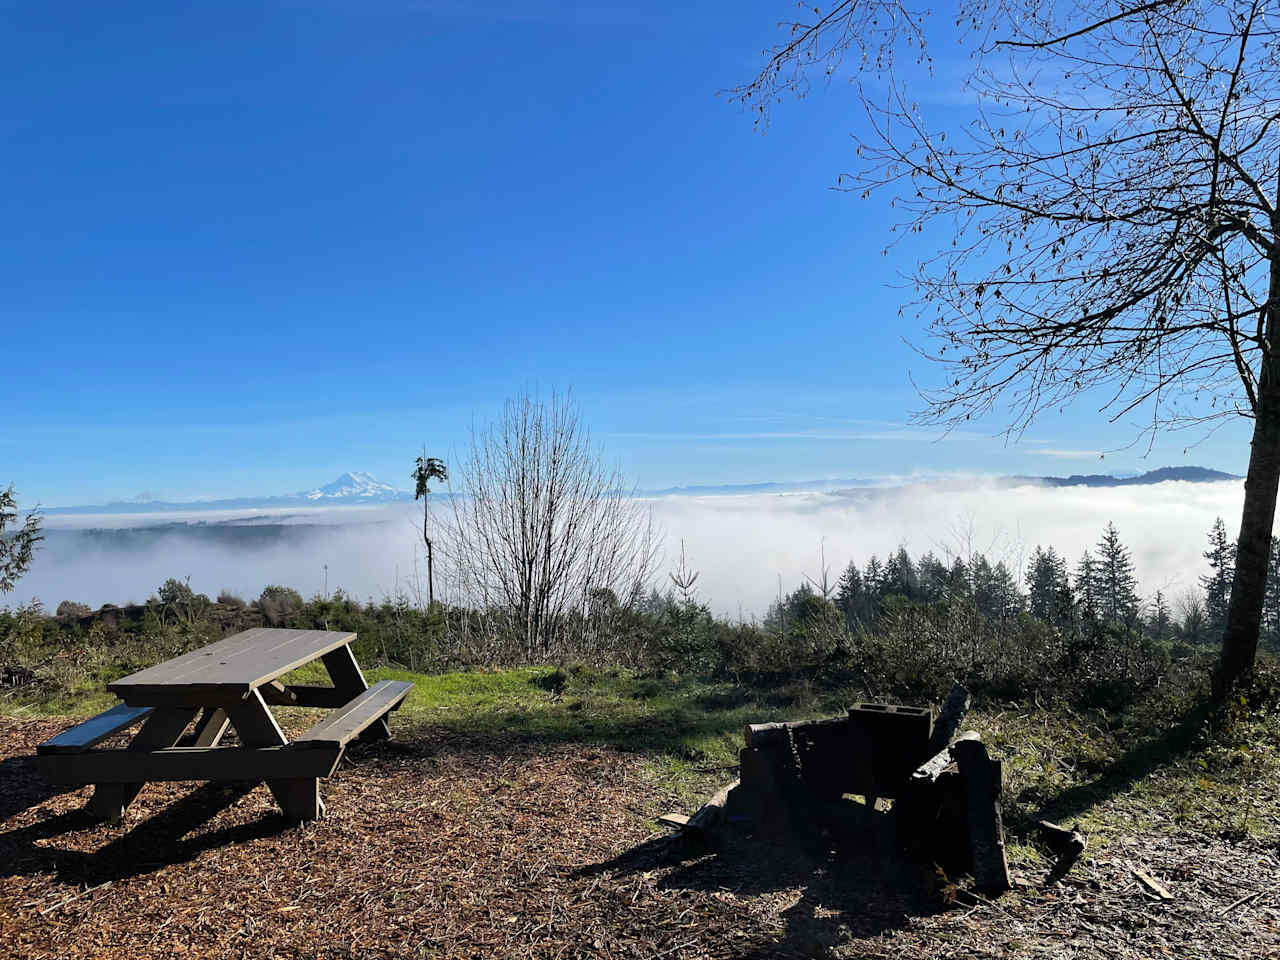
[572,807,942,959]
[0,779,290,885]
[0,754,79,822]
[1013,696,1217,834]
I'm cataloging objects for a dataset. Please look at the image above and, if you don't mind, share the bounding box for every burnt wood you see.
[926,683,971,757]
[952,735,1011,894]
[37,703,154,755]
[743,716,847,749]
[293,681,412,749]
[108,628,358,705]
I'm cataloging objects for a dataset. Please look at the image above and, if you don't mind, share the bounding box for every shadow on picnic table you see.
[571,809,943,959]
[0,754,291,886]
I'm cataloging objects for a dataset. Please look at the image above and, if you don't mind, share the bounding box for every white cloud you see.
[8,480,1246,620]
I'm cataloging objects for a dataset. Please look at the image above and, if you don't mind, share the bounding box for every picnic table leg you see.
[87,707,198,823]
[321,644,390,742]
[227,690,325,823]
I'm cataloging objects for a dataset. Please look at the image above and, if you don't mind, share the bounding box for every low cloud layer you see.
[7,479,1246,618]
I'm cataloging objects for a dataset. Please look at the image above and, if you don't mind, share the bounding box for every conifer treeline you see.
[766,519,1280,652]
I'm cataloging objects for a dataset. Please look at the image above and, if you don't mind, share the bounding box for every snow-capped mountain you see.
[303,471,403,501]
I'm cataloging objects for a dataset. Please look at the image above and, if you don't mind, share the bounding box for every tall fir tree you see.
[1075,550,1099,622]
[1026,546,1070,628]
[1201,517,1236,637]
[835,560,867,629]
[881,546,919,601]
[1095,523,1140,624]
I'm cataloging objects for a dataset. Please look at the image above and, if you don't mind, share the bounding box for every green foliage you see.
[0,485,42,594]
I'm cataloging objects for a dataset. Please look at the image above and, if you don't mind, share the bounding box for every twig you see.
[1219,890,1263,916]
[38,881,112,915]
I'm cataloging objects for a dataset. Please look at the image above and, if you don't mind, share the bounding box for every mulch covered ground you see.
[1,716,1277,959]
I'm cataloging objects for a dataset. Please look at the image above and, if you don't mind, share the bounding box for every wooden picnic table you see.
[34,628,412,823]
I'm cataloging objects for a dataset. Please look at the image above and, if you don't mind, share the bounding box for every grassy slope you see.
[7,662,1278,861]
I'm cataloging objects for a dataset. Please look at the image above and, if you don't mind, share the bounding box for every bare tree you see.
[735,1,1280,692]
[412,451,448,606]
[444,390,659,661]
[0,485,41,594]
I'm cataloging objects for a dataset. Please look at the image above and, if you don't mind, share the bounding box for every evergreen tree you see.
[946,556,969,600]
[1147,590,1174,645]
[1095,523,1140,624]
[863,556,884,610]
[1201,517,1235,637]
[1026,546,1070,628]
[835,560,867,628]
[881,546,919,601]
[916,551,949,604]
[1075,550,1099,622]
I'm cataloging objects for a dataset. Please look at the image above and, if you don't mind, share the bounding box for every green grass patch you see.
[7,660,1278,850]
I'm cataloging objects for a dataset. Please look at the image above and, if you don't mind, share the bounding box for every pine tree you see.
[1095,523,1140,624]
[916,551,949,604]
[1201,517,1235,637]
[835,560,866,628]
[863,556,884,617]
[881,546,918,601]
[1075,550,1099,622]
[1026,546,1070,628]
[1148,590,1173,645]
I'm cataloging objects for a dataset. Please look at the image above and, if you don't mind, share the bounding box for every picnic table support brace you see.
[190,707,230,747]
[87,707,198,823]
[322,644,389,742]
[228,689,325,822]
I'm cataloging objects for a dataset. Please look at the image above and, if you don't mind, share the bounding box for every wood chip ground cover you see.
[1,717,1277,959]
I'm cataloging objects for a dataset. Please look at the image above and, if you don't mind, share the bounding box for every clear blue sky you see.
[3,1,1250,507]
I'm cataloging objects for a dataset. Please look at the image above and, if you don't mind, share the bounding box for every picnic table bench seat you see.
[36,703,155,755]
[294,680,413,749]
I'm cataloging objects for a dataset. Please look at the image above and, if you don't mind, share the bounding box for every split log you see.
[743,716,847,749]
[926,683,971,757]
[685,779,739,840]
[952,735,1011,894]
[894,731,979,865]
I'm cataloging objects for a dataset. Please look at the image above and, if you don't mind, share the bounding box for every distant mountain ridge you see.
[1003,465,1240,488]
[46,471,415,515]
[43,465,1241,515]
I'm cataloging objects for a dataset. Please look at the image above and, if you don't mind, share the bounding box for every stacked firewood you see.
[671,683,1014,895]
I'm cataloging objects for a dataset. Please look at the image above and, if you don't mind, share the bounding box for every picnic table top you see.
[107,628,357,704]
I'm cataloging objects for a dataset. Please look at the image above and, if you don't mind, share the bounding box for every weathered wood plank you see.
[37,743,343,784]
[108,629,357,702]
[37,703,154,755]
[227,689,296,812]
[293,681,413,749]
[190,707,230,747]
[321,644,390,741]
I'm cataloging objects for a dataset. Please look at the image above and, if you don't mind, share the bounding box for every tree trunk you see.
[1219,247,1280,695]
[426,537,435,606]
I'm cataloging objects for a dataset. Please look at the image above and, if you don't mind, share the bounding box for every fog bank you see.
[6,479,1246,617]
